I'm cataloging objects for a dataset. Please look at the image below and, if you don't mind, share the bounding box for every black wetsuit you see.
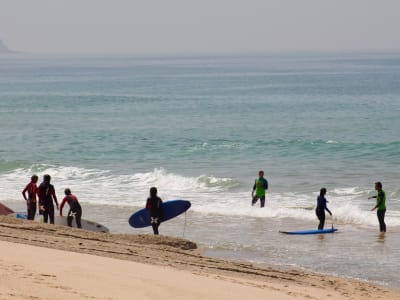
[146,196,162,235]
[316,195,332,230]
[38,182,56,224]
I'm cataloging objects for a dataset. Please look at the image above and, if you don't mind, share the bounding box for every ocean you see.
[1,52,399,288]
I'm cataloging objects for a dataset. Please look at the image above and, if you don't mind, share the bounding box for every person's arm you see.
[59,198,66,216]
[252,181,256,197]
[371,192,383,211]
[264,179,268,191]
[37,186,43,207]
[146,198,150,209]
[51,188,59,209]
[325,207,332,216]
[22,184,29,201]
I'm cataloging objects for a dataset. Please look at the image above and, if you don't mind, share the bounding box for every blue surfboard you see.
[129,199,191,228]
[279,228,338,235]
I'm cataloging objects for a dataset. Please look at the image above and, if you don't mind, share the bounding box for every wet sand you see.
[0,216,398,300]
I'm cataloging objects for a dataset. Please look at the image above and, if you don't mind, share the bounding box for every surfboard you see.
[9,212,109,233]
[129,199,191,228]
[279,228,338,235]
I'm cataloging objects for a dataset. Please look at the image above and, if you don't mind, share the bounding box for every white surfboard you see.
[9,212,109,233]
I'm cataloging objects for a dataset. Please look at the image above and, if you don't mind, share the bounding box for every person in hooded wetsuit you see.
[315,188,332,230]
[37,174,59,224]
[369,181,386,233]
[146,187,163,235]
[22,174,38,220]
[252,170,268,208]
[60,188,82,228]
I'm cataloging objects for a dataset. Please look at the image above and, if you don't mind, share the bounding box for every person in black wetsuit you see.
[146,187,163,235]
[315,188,332,230]
[60,188,82,228]
[38,174,59,224]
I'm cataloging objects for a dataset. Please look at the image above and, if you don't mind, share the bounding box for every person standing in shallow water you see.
[316,188,332,230]
[146,187,163,235]
[369,181,386,233]
[37,174,59,224]
[22,174,39,220]
[251,170,268,207]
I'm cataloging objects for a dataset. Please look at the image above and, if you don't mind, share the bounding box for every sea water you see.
[1,53,399,287]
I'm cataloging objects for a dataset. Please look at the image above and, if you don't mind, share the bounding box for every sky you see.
[1,0,399,55]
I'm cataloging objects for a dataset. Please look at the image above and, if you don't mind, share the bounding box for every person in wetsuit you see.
[252,170,268,207]
[37,174,59,224]
[369,181,386,233]
[146,187,163,235]
[60,188,82,228]
[316,188,332,230]
[22,174,38,220]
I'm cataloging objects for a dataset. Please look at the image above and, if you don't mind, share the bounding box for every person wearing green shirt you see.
[251,170,268,208]
[369,181,386,233]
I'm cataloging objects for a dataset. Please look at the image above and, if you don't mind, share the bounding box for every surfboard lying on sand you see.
[9,212,109,233]
[279,228,338,235]
[129,199,191,228]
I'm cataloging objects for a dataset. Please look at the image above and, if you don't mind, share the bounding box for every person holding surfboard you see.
[316,188,332,230]
[369,182,386,233]
[37,174,59,224]
[146,187,163,235]
[251,170,268,207]
[22,174,39,220]
[60,188,82,228]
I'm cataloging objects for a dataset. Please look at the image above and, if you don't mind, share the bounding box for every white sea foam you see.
[1,164,399,227]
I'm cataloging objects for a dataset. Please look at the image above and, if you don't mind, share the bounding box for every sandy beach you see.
[0,216,398,300]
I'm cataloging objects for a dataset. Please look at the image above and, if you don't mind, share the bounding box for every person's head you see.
[43,174,51,183]
[31,174,38,183]
[64,188,72,196]
[258,170,264,178]
[375,182,382,191]
[149,187,158,197]
[320,188,327,196]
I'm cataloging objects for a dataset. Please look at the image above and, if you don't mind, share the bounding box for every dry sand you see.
[0,216,398,300]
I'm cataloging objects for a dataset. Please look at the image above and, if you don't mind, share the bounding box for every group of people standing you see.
[22,174,83,228]
[250,170,387,233]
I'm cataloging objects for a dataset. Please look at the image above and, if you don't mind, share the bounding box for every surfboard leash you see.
[182,211,187,238]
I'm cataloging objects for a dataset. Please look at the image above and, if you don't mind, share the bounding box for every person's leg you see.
[27,201,35,220]
[75,208,82,228]
[252,196,259,206]
[260,196,265,208]
[316,209,325,230]
[31,202,37,220]
[43,207,49,223]
[151,216,159,235]
[49,206,55,224]
[377,209,386,232]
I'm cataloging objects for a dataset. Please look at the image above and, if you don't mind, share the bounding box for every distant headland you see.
[0,40,17,53]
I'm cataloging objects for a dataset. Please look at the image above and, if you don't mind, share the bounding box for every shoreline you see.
[0,216,399,299]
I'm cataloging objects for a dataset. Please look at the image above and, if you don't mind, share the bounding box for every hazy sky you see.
[1,0,399,54]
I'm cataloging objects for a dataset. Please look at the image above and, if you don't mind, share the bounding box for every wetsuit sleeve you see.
[264,179,268,190]
[146,198,150,209]
[22,184,29,200]
[252,181,256,191]
[60,197,67,216]
[51,187,58,206]
[37,186,43,206]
